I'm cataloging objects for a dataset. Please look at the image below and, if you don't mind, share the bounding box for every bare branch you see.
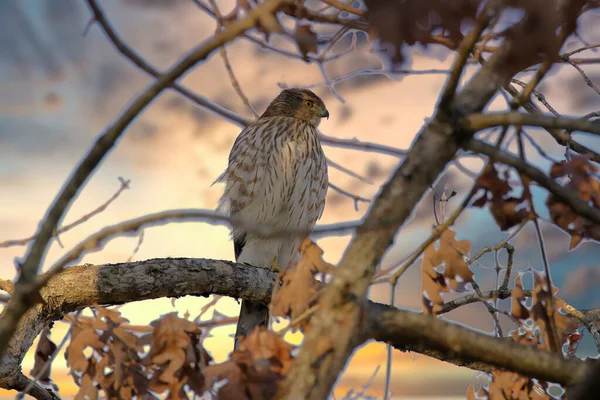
[462,111,600,136]
[327,158,374,185]
[562,55,600,95]
[0,178,129,248]
[328,183,371,210]
[84,0,251,128]
[208,0,260,117]
[318,131,406,157]
[365,304,591,387]
[502,82,600,163]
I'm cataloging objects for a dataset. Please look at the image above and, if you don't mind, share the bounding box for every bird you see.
[214,88,329,348]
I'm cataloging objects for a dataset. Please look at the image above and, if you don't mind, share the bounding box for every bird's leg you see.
[270,257,281,273]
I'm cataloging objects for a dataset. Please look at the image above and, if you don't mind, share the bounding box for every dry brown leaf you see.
[30,326,57,387]
[422,229,473,314]
[66,327,104,372]
[511,274,530,320]
[469,270,582,399]
[238,327,294,376]
[271,238,333,331]
[203,328,293,399]
[473,164,530,230]
[546,155,600,249]
[364,0,481,64]
[149,312,202,386]
[295,24,318,60]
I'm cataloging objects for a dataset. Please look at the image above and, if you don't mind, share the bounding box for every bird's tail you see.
[234,300,269,348]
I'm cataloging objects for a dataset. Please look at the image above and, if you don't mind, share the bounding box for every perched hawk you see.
[215,88,329,346]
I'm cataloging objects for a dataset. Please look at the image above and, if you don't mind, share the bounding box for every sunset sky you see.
[1,1,599,398]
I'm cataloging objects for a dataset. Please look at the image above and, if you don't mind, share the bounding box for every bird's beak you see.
[321,109,330,120]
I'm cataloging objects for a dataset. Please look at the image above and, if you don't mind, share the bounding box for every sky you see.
[0,1,599,399]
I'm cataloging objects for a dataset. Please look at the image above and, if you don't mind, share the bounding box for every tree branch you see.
[462,111,600,137]
[0,259,595,397]
[84,0,251,127]
[364,304,591,387]
[502,82,600,163]
[0,0,294,363]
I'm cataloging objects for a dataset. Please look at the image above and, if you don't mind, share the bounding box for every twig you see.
[383,283,395,400]
[462,111,600,137]
[321,0,364,16]
[562,43,600,57]
[84,0,251,128]
[561,303,600,352]
[440,6,492,107]
[562,55,600,95]
[520,126,558,352]
[501,81,600,163]
[0,178,130,248]
[329,183,371,210]
[208,0,259,117]
[318,131,406,157]
[437,288,531,315]
[327,158,374,185]
[127,230,145,262]
[471,280,504,338]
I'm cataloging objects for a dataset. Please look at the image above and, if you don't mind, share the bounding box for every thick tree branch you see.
[1,259,595,397]
[364,303,590,386]
[0,0,294,363]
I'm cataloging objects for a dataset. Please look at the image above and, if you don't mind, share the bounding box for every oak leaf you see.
[473,163,530,230]
[546,155,600,249]
[422,229,473,314]
[270,238,333,331]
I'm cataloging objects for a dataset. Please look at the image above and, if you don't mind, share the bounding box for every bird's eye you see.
[304,100,314,108]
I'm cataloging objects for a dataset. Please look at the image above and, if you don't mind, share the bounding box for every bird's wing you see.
[215,121,287,259]
[310,141,328,226]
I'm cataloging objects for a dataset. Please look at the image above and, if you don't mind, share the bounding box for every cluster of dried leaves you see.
[421,229,475,314]
[362,0,590,77]
[56,306,294,399]
[546,155,600,249]
[466,272,580,399]
[472,163,532,230]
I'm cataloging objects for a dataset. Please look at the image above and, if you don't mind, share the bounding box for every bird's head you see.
[261,88,329,127]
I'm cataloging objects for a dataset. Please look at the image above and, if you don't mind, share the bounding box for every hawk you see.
[215,88,329,347]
